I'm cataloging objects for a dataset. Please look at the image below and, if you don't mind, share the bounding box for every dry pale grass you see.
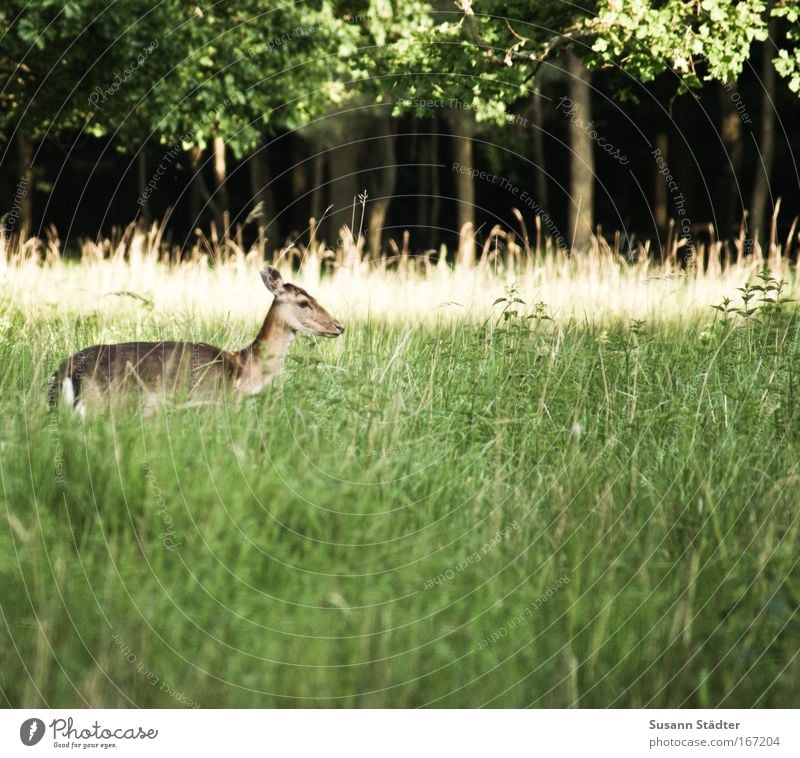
[0,215,796,326]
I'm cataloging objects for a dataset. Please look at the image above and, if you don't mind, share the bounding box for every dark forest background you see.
[1,2,799,260]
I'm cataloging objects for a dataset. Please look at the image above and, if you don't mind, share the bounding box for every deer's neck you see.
[235,304,295,393]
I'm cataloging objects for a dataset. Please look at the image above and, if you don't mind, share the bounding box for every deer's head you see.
[261,268,344,337]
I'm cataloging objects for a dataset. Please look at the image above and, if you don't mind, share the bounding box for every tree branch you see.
[455,0,595,76]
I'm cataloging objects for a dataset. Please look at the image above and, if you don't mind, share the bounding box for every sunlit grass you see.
[0,222,795,328]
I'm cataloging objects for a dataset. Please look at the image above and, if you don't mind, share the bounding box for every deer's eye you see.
[299,301,310,309]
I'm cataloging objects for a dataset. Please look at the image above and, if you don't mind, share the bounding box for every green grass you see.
[1,286,799,708]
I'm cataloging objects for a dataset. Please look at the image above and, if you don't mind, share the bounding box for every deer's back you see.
[54,341,241,404]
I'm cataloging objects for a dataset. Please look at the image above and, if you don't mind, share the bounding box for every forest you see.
[2,1,799,260]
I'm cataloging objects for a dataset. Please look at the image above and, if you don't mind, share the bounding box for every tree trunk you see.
[212,135,229,236]
[290,134,311,232]
[189,147,211,230]
[531,87,548,212]
[190,148,202,229]
[417,116,442,250]
[447,111,476,267]
[310,151,325,243]
[672,95,694,248]
[292,153,307,196]
[653,132,669,238]
[750,23,777,252]
[328,140,360,241]
[566,51,594,253]
[717,81,744,242]
[137,150,150,227]
[428,121,442,250]
[15,132,33,241]
[367,119,397,260]
[416,131,431,245]
[416,126,441,251]
[248,149,275,245]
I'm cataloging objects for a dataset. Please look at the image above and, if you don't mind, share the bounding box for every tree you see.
[446,0,800,254]
[565,51,595,252]
[447,111,476,265]
[750,20,778,249]
[716,78,745,242]
[385,0,523,262]
[332,0,438,256]
[399,0,605,256]
[0,1,171,235]
[0,1,365,237]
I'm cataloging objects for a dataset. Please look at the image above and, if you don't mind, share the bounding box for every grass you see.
[1,237,799,707]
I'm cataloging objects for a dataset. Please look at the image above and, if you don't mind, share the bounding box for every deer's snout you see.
[319,320,344,337]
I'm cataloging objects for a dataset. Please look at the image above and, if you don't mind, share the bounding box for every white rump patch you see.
[61,377,75,405]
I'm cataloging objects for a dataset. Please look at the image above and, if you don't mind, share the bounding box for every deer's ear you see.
[261,267,284,295]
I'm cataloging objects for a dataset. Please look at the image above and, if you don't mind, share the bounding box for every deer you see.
[48,267,344,414]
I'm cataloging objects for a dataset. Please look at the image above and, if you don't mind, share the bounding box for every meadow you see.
[1,229,799,707]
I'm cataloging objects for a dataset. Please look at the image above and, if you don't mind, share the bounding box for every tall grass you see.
[0,216,796,326]
[0,223,798,707]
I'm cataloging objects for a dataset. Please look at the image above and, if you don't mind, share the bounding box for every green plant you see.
[493,282,527,323]
[712,268,793,323]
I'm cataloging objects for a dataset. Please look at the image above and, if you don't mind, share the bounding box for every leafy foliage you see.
[589,0,769,87]
[5,0,800,148]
